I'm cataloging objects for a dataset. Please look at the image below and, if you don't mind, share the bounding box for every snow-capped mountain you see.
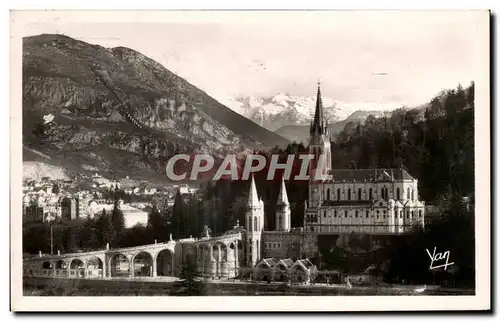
[217,93,393,132]
[218,93,342,131]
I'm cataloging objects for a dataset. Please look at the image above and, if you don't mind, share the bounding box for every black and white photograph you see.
[10,9,490,311]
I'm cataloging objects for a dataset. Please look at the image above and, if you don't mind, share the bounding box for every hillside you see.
[22,34,288,182]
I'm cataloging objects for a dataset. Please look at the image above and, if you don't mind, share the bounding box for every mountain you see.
[219,94,341,131]
[218,93,401,134]
[22,34,289,183]
[274,110,388,144]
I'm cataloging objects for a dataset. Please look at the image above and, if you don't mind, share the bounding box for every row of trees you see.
[23,198,127,254]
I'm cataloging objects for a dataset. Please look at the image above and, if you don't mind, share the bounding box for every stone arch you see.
[69,258,85,269]
[235,240,243,262]
[86,256,103,270]
[156,249,175,276]
[132,251,154,277]
[220,243,228,262]
[109,253,130,277]
[55,260,66,269]
[276,274,286,282]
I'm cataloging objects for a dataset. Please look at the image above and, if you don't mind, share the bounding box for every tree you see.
[96,209,116,247]
[51,183,60,195]
[110,199,125,237]
[147,204,166,241]
[171,191,187,239]
[171,255,206,296]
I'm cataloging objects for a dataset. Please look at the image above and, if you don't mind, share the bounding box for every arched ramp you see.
[132,251,154,277]
[109,253,130,278]
[156,249,174,276]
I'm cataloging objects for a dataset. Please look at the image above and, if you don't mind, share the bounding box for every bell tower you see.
[308,81,332,208]
[244,175,264,267]
[275,175,291,232]
[309,80,332,174]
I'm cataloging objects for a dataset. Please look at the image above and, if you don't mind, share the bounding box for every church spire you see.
[314,80,324,125]
[247,174,260,207]
[311,80,325,134]
[276,175,289,205]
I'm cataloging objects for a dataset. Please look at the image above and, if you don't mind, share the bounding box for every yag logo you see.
[426,246,455,271]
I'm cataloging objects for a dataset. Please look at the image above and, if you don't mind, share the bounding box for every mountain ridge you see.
[218,92,402,133]
[22,34,288,182]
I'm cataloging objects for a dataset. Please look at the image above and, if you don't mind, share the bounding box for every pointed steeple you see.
[314,82,324,126]
[310,81,325,134]
[247,174,259,207]
[276,175,289,205]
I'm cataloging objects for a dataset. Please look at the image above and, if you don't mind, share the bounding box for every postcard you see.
[10,9,490,312]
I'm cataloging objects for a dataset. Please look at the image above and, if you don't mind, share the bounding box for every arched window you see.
[334,210,337,218]
[348,188,351,201]
[366,210,369,218]
[419,210,422,218]
[326,188,330,201]
[411,211,414,219]
[380,188,384,200]
[397,188,400,200]
[253,217,257,232]
[355,210,358,218]
[358,188,362,200]
[369,188,373,200]
[344,210,348,218]
[407,188,411,200]
[337,189,341,201]
[412,190,415,201]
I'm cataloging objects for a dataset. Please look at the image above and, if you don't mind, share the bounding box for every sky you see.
[18,10,484,110]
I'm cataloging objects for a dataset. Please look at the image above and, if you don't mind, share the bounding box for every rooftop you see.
[326,168,415,182]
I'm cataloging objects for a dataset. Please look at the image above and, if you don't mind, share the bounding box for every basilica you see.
[244,84,426,267]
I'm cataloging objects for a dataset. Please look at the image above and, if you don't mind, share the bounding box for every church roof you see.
[279,258,294,268]
[326,168,415,182]
[259,258,279,268]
